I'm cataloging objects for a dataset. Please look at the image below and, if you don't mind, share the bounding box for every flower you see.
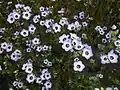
[79,11,85,19]
[28,24,36,34]
[24,6,32,12]
[102,38,107,44]
[106,87,112,90]
[36,77,42,84]
[33,15,40,23]
[108,51,118,63]
[45,72,51,80]
[13,11,21,20]
[22,11,31,20]
[26,73,36,83]
[82,47,93,59]
[20,29,29,37]
[25,66,33,74]
[59,34,69,43]
[100,55,110,64]
[6,43,13,52]
[111,24,117,30]
[40,20,45,26]
[73,60,85,72]
[7,13,15,24]
[1,42,8,49]
[44,19,53,28]
[114,40,120,47]
[39,6,45,11]
[36,46,42,52]
[59,17,68,26]
[62,41,73,51]
[42,45,49,51]
[18,82,23,88]
[32,38,40,45]
[41,11,48,17]
[44,81,52,89]
[105,32,111,39]
[67,23,75,31]
[52,23,61,33]
[82,22,88,27]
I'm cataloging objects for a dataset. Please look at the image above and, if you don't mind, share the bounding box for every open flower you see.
[82,47,93,60]
[73,60,85,72]
[62,41,73,51]
[108,51,118,63]
[26,73,36,83]
[20,29,29,37]
[52,23,61,33]
[22,11,31,20]
[100,55,110,64]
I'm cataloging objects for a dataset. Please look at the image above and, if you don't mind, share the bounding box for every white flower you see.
[47,62,52,67]
[74,41,84,50]
[108,51,118,63]
[1,42,8,49]
[62,41,73,51]
[20,29,29,37]
[105,32,111,39]
[111,24,117,30]
[102,26,108,30]
[73,61,85,72]
[43,59,48,64]
[13,11,21,20]
[40,20,45,26]
[95,26,101,31]
[18,82,23,88]
[45,72,51,80]
[114,40,120,47]
[36,46,42,52]
[59,34,69,43]
[67,23,75,31]
[36,77,42,84]
[22,63,28,70]
[42,45,49,51]
[28,24,36,34]
[70,33,81,40]
[6,43,13,52]
[40,74,46,81]
[44,81,52,89]
[25,66,33,74]
[7,13,15,24]
[39,6,45,12]
[41,11,48,17]
[32,37,40,45]
[102,38,107,44]
[33,15,40,23]
[52,23,61,33]
[15,4,25,8]
[0,65,2,71]
[100,55,110,64]
[94,88,100,90]
[44,19,53,28]
[22,11,31,20]
[26,74,36,83]
[114,87,119,90]
[82,22,88,27]
[59,17,68,26]
[79,11,85,19]
[23,6,32,12]
[13,81,18,87]
[74,21,82,30]
[82,47,93,59]
[106,87,112,90]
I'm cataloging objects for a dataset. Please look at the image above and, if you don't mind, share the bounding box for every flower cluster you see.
[13,80,23,89]
[100,49,119,64]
